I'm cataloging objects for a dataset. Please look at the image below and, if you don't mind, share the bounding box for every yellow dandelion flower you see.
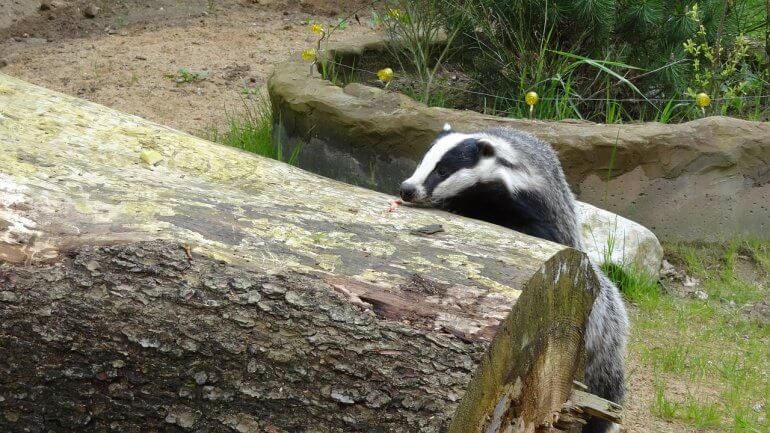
[695,93,711,108]
[301,49,316,61]
[388,9,402,19]
[377,67,394,82]
[311,24,324,35]
[525,91,539,106]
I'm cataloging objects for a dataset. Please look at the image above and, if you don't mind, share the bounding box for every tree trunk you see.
[0,73,598,433]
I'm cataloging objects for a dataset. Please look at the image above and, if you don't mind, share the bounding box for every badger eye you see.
[436,167,448,177]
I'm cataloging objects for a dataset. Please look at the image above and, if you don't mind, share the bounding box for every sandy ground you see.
[0,2,702,433]
[0,0,373,133]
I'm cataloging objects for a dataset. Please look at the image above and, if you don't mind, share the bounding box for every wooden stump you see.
[0,73,598,433]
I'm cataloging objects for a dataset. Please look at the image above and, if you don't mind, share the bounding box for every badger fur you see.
[400,124,629,433]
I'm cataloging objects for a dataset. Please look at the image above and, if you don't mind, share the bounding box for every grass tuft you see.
[681,398,723,429]
[601,262,661,304]
[652,382,679,420]
[204,96,300,165]
[163,67,209,85]
[401,85,449,108]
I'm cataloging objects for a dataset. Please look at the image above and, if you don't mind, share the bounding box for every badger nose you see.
[400,183,417,202]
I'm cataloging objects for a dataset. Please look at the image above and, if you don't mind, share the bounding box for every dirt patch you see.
[243,0,372,16]
[744,298,770,324]
[0,0,375,134]
[624,352,702,433]
[1,1,373,40]
[0,0,41,32]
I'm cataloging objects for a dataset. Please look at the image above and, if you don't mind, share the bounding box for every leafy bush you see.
[382,0,769,122]
[455,0,769,120]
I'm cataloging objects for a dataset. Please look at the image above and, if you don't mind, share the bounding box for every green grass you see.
[319,59,361,87]
[608,240,770,433]
[667,239,770,304]
[164,68,209,85]
[602,262,661,304]
[205,0,215,15]
[681,398,724,429]
[336,18,350,30]
[204,97,300,165]
[652,381,679,420]
[401,85,448,108]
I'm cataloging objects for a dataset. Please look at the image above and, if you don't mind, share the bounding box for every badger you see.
[399,124,629,433]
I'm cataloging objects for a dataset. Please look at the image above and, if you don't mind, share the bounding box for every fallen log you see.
[0,73,601,433]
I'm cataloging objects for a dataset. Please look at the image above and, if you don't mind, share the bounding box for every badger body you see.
[400,125,629,433]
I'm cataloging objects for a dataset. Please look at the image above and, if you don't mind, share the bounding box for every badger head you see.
[399,124,536,205]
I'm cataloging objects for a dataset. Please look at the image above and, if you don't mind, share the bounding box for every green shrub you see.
[384,0,770,122]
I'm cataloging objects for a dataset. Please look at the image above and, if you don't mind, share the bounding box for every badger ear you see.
[476,139,495,157]
[442,123,452,132]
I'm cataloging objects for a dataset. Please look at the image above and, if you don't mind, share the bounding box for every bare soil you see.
[0,0,374,133]
[0,2,717,433]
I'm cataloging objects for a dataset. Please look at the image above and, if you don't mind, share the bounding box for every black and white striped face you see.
[399,124,536,204]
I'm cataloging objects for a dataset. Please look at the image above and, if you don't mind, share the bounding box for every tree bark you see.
[0,73,598,433]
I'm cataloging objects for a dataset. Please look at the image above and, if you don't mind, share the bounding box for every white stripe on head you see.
[402,131,541,202]
[403,132,472,187]
[431,168,479,200]
[431,147,541,200]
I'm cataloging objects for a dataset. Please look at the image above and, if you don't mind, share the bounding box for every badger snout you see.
[399,182,417,202]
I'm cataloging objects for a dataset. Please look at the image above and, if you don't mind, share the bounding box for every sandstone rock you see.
[268,35,770,242]
[577,202,663,277]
